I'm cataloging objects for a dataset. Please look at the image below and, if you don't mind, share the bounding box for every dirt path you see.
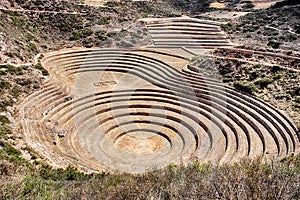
[0,7,86,15]
[0,53,41,66]
[213,48,300,70]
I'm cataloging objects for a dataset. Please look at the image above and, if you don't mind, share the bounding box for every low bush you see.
[39,165,92,181]
[81,28,93,37]
[1,64,24,75]
[0,115,10,125]
[99,16,110,25]
[1,143,23,162]
[0,79,11,90]
[249,70,259,80]
[271,65,282,73]
[293,103,300,109]
[0,126,12,138]
[254,78,273,89]
[234,81,258,94]
[35,62,49,76]
[10,86,22,98]
[285,33,297,41]
[267,40,282,49]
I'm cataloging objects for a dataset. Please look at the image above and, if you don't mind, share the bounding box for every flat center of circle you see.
[114,133,169,155]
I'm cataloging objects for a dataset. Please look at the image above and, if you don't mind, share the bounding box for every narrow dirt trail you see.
[0,7,86,15]
[0,53,41,67]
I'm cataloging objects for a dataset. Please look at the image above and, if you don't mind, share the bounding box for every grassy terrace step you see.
[148,23,220,29]
[150,44,233,49]
[153,39,229,43]
[151,35,227,39]
[149,45,233,49]
[148,30,222,35]
[153,43,231,47]
[147,27,220,32]
[146,18,221,26]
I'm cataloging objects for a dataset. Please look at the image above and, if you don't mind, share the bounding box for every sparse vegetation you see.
[210,54,300,141]
[0,65,23,75]
[0,0,178,63]
[0,155,300,199]
[267,40,282,49]
[10,85,22,98]
[0,115,10,125]
[222,1,300,51]
[0,79,11,90]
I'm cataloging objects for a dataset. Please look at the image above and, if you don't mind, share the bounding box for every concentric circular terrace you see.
[18,18,300,173]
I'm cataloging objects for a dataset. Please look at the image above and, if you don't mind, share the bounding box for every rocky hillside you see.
[222,0,300,50]
[0,0,179,64]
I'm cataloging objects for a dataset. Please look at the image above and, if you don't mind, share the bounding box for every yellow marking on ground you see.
[210,2,226,9]
[84,0,108,7]
[245,0,284,9]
